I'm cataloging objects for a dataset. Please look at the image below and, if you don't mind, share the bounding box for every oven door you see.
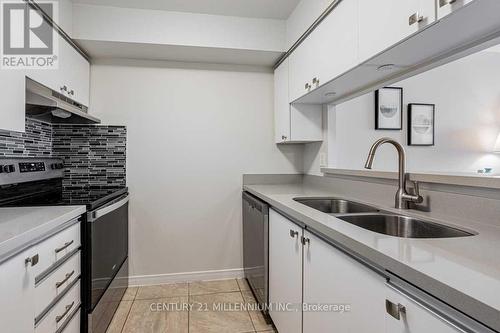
[87,194,129,310]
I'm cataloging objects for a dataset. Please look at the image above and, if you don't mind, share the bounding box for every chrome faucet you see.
[364,138,423,209]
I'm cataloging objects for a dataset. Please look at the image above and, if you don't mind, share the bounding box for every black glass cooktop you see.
[0,178,127,210]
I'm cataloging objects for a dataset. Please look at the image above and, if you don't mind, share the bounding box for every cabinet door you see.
[288,0,358,102]
[269,209,302,333]
[26,33,63,95]
[0,70,26,132]
[303,230,386,333]
[437,0,475,19]
[386,286,463,333]
[27,33,90,107]
[274,59,291,143]
[60,39,90,106]
[0,249,38,333]
[311,0,359,88]
[288,33,317,102]
[358,0,436,63]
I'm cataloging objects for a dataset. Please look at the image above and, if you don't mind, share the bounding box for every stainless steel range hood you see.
[25,78,101,124]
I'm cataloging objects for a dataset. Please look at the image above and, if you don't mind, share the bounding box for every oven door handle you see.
[89,195,129,222]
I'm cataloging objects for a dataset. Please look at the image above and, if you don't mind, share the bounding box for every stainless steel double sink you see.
[293,198,475,239]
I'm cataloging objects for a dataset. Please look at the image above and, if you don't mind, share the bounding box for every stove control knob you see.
[3,165,15,173]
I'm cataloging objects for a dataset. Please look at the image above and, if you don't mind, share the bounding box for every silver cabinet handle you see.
[56,301,75,323]
[301,236,310,245]
[55,240,74,254]
[289,230,299,238]
[56,270,75,288]
[25,254,39,267]
[409,12,424,25]
[386,300,406,320]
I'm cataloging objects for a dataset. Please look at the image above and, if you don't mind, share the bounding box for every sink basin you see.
[294,198,380,214]
[337,214,475,239]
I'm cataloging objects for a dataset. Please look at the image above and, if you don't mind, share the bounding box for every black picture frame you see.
[408,103,435,146]
[375,87,403,130]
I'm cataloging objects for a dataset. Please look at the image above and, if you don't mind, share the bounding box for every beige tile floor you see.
[106,278,277,333]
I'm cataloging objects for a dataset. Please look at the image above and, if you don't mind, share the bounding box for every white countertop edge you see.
[321,167,500,189]
[0,206,86,264]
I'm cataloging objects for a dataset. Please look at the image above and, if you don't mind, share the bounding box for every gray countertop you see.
[0,206,86,264]
[244,182,500,331]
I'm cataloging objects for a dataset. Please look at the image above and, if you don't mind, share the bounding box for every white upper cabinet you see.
[358,0,436,63]
[274,59,323,144]
[385,286,464,333]
[269,209,303,333]
[274,59,291,143]
[28,33,90,107]
[437,0,475,19]
[302,230,387,333]
[60,38,90,106]
[0,70,26,132]
[289,0,359,102]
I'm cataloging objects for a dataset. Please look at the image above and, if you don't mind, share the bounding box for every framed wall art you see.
[408,103,435,146]
[375,87,403,130]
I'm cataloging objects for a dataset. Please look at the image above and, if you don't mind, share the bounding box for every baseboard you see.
[128,268,245,287]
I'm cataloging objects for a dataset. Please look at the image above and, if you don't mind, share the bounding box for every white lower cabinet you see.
[385,286,463,333]
[268,209,487,333]
[0,248,38,333]
[0,221,82,333]
[35,280,81,333]
[302,230,387,333]
[269,209,303,333]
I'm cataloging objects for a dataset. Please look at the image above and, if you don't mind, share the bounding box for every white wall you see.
[73,4,286,52]
[89,61,303,278]
[330,51,500,174]
[303,107,329,176]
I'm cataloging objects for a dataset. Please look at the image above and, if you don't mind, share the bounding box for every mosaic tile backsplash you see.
[0,117,127,190]
[53,124,127,193]
[0,118,53,157]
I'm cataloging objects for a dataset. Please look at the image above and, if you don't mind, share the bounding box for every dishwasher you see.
[242,192,269,315]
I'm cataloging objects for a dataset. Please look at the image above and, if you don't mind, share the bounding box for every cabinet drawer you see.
[33,222,81,277]
[35,251,81,317]
[35,280,81,333]
[58,308,80,333]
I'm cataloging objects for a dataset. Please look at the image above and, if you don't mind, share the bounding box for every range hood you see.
[25,78,101,124]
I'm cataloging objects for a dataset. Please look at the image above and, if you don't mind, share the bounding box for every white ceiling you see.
[71,0,301,19]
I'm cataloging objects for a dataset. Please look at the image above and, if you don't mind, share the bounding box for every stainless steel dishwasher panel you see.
[242,192,269,311]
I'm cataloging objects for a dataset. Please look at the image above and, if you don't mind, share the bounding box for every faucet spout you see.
[364,138,423,209]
